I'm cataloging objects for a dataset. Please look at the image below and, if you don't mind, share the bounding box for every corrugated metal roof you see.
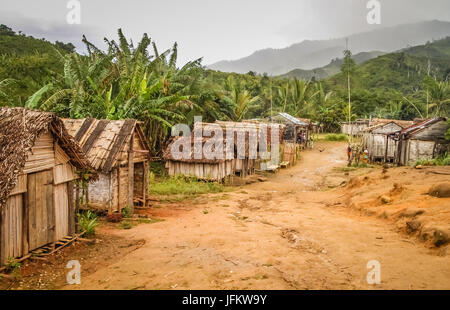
[278,113,309,126]
[400,117,447,137]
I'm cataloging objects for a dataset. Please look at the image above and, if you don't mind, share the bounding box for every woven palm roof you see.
[63,118,150,173]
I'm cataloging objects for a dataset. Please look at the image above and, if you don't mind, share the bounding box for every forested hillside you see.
[280,51,385,80]
[0,24,448,154]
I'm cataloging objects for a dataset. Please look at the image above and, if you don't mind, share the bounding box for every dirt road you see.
[65,141,450,290]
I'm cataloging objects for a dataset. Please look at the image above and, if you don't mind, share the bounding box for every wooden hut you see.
[0,108,94,266]
[63,118,151,212]
[362,122,404,163]
[392,117,449,165]
[163,136,234,182]
[268,113,308,164]
[341,119,370,136]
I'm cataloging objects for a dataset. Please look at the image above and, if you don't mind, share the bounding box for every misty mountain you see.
[208,20,450,75]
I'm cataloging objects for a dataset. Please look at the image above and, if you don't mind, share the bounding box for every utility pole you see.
[346,38,352,143]
[270,78,273,117]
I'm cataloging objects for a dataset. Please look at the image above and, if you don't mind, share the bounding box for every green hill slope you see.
[326,37,450,93]
[0,25,73,105]
[280,51,385,80]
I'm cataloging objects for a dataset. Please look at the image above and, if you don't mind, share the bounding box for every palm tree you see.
[424,78,449,117]
[223,76,259,121]
[291,78,315,117]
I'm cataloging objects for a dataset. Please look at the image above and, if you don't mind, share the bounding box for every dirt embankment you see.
[335,165,450,250]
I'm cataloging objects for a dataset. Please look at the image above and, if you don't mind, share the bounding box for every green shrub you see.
[414,154,450,167]
[121,205,133,218]
[77,211,99,236]
[324,133,348,141]
[5,257,21,275]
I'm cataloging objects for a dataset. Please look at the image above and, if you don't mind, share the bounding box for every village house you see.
[362,121,410,163]
[163,135,234,182]
[391,117,449,165]
[268,113,309,165]
[0,108,95,266]
[341,119,370,136]
[163,120,285,180]
[341,118,413,137]
[63,118,151,212]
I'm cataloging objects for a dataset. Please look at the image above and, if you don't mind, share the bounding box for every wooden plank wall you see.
[54,183,69,241]
[23,132,55,174]
[0,195,23,265]
[167,160,234,181]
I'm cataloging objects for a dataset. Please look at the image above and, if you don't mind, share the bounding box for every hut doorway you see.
[27,169,55,251]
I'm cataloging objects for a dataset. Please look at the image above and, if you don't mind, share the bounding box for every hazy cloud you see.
[0,0,449,64]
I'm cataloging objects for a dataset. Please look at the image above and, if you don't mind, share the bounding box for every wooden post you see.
[384,135,389,163]
[143,161,148,207]
[74,183,80,233]
[128,135,135,213]
[67,182,75,235]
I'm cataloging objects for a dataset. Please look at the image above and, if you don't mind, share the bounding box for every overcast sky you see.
[1,0,449,65]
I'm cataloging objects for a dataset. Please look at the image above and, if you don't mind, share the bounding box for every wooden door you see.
[53,183,69,240]
[27,170,55,251]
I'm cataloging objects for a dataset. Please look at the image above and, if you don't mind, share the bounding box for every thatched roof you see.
[63,118,150,173]
[0,107,94,207]
[163,136,233,164]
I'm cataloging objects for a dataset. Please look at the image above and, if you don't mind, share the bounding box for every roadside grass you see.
[315,133,349,142]
[149,174,232,202]
[118,217,165,230]
[334,162,374,172]
[413,155,450,167]
[324,133,348,141]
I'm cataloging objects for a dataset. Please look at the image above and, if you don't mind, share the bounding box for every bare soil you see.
[3,141,449,290]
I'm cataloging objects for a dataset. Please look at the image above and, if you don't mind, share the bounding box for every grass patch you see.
[324,133,348,141]
[335,162,374,172]
[149,175,227,197]
[414,155,450,167]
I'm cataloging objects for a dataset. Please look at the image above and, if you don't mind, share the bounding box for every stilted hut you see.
[163,136,234,182]
[63,118,151,212]
[362,121,406,163]
[392,117,449,165]
[0,108,94,266]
